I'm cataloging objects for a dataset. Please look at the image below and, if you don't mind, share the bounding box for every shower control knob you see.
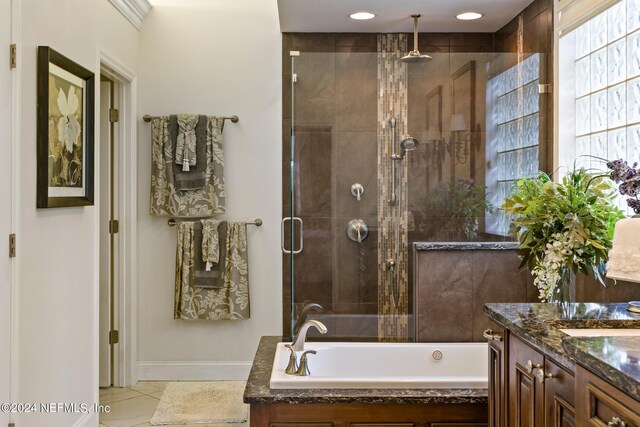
[346,219,368,243]
[351,183,364,201]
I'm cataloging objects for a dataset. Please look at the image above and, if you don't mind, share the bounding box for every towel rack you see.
[143,114,239,126]
[167,218,263,227]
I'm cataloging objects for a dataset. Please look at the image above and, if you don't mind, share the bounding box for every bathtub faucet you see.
[291,319,327,352]
[294,303,323,335]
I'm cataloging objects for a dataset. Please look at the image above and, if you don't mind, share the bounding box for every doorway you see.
[99,75,121,388]
[1,0,14,423]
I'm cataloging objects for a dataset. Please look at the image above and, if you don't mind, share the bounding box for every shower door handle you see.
[281,217,304,254]
[292,217,304,254]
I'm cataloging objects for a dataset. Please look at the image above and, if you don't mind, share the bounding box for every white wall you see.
[16,0,139,425]
[136,0,282,380]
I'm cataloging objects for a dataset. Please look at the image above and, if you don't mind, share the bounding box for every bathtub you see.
[269,342,488,389]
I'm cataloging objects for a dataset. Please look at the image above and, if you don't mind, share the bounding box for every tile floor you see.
[99,381,248,427]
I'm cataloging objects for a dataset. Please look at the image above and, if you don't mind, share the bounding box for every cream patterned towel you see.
[201,218,222,271]
[175,221,250,320]
[150,116,225,217]
[175,113,199,171]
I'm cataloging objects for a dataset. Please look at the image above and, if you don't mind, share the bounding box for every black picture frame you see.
[37,46,95,208]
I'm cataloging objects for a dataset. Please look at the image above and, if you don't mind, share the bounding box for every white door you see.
[99,78,121,387]
[0,0,14,423]
[99,80,111,387]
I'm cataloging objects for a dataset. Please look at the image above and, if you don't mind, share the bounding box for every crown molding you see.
[107,0,152,30]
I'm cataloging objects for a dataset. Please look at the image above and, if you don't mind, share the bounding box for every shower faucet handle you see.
[347,219,368,243]
[351,183,364,201]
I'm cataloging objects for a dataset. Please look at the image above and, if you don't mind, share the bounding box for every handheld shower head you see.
[400,137,418,158]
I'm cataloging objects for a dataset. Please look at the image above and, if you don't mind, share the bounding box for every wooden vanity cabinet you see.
[575,365,640,427]
[508,334,546,427]
[495,334,575,427]
[486,322,508,427]
[543,359,575,427]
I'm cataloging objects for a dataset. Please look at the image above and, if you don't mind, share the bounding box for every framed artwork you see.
[37,46,95,208]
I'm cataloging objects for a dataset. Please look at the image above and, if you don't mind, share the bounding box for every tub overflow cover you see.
[432,350,443,361]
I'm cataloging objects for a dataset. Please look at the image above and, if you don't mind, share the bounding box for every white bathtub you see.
[269,342,488,389]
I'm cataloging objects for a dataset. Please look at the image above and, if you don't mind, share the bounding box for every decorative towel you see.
[150,116,225,217]
[201,218,222,271]
[175,113,199,171]
[170,115,207,191]
[175,221,250,320]
[194,220,226,288]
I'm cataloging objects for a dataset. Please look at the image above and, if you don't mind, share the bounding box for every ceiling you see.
[277,0,535,33]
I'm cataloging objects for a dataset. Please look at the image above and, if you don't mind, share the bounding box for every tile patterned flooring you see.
[99,381,248,427]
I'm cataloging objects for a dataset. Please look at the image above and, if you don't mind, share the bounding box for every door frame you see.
[97,49,138,388]
[8,0,21,425]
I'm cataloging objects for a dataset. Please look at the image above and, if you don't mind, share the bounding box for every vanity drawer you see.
[576,366,640,427]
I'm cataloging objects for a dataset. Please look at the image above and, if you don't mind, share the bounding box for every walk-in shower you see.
[283,36,544,342]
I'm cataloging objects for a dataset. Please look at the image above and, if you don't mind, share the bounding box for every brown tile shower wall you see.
[415,247,640,343]
[415,248,537,342]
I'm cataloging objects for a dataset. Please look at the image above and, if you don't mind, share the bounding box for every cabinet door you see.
[543,359,576,427]
[576,366,640,427]
[486,323,507,427]
[508,335,545,427]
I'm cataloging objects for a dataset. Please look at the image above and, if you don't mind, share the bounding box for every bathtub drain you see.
[432,350,443,361]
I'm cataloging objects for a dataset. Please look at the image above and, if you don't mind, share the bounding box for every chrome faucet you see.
[291,319,327,352]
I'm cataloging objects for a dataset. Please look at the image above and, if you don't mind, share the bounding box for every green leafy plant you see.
[501,169,624,301]
[418,179,492,241]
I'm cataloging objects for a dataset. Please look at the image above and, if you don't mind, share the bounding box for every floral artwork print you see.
[48,70,83,188]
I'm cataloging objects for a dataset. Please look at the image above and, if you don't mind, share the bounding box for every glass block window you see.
[559,0,640,213]
[486,54,541,236]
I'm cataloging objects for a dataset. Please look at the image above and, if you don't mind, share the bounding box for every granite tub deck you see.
[243,336,487,405]
[484,302,640,393]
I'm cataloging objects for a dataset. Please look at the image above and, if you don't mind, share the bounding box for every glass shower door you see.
[285,51,381,341]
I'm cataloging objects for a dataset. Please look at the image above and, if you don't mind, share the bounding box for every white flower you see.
[56,87,80,153]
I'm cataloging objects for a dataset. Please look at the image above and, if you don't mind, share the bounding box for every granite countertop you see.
[414,242,519,251]
[484,303,640,392]
[243,336,488,405]
[563,336,640,399]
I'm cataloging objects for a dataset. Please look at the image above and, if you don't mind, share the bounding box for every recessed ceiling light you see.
[349,11,376,20]
[456,12,483,20]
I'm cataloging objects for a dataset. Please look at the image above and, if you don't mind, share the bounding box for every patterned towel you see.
[201,218,223,270]
[175,113,199,171]
[171,114,207,191]
[175,221,250,320]
[150,116,225,217]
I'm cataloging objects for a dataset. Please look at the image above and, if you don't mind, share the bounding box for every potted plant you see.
[501,169,624,302]
[417,179,492,241]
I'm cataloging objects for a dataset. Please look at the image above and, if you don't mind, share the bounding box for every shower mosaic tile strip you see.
[377,34,409,341]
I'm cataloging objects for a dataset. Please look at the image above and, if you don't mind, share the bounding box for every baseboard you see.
[73,411,97,427]
[137,361,252,381]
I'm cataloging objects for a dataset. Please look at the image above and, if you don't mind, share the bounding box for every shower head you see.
[400,14,432,64]
[399,137,419,158]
